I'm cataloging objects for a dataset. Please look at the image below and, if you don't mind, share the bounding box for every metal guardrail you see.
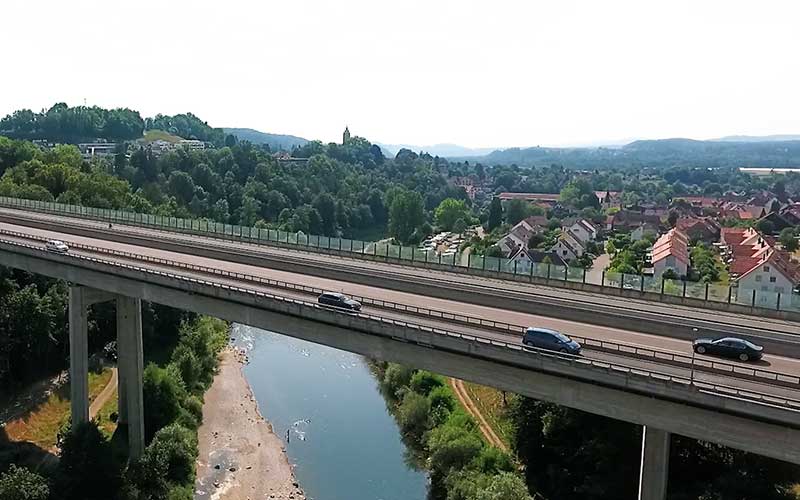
[3,231,800,408]
[9,207,799,347]
[3,196,799,316]
[7,228,800,390]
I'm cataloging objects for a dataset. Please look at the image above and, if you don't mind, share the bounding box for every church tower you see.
[343,126,351,144]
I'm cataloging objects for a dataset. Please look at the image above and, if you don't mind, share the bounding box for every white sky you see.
[2,0,800,148]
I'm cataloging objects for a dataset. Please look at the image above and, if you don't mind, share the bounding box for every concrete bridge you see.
[0,211,799,500]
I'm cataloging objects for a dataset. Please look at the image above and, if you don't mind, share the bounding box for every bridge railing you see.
[6,227,800,391]
[2,196,799,318]
[4,234,800,416]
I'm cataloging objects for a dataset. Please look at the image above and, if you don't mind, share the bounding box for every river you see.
[233,324,429,500]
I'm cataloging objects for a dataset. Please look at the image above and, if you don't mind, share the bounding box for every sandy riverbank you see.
[195,348,305,500]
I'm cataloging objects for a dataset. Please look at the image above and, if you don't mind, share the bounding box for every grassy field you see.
[3,368,113,449]
[142,129,183,143]
[462,381,515,448]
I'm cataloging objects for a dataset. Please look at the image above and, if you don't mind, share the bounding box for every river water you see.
[233,324,429,500]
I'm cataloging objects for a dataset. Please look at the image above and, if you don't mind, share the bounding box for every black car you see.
[523,327,582,355]
[317,292,362,311]
[692,337,764,362]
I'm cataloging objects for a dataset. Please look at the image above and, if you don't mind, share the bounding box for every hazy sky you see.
[3,0,800,148]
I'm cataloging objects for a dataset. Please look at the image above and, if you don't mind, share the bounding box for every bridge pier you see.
[68,286,144,459]
[638,426,670,500]
[116,296,144,459]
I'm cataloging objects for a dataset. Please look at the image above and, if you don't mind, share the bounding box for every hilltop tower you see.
[343,126,351,144]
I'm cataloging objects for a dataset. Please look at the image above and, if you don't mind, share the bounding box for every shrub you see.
[397,391,430,440]
[410,371,444,396]
[54,421,121,500]
[428,423,484,476]
[382,364,415,398]
[143,363,187,442]
[0,464,49,500]
[472,446,514,474]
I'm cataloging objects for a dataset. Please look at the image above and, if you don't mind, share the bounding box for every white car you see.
[45,240,69,253]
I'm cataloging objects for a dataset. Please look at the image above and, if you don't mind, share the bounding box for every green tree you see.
[0,465,49,500]
[487,197,502,231]
[452,218,468,234]
[410,371,444,396]
[397,391,431,439]
[435,198,470,231]
[54,421,121,500]
[388,190,424,243]
[779,227,798,252]
[143,364,187,441]
[505,199,530,225]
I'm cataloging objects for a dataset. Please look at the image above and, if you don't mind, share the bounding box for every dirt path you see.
[449,378,508,452]
[195,348,304,500]
[89,367,117,420]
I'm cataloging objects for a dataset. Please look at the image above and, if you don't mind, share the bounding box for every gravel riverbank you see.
[195,348,305,500]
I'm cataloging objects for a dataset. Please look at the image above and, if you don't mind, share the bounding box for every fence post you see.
[386,244,390,260]
[727,286,733,304]
[438,252,441,265]
[601,270,605,287]
[399,244,403,262]
[620,273,624,289]
[660,277,665,296]
[546,264,551,280]
[704,283,709,301]
[640,275,644,292]
[564,265,568,281]
[682,279,687,298]
[482,256,486,271]
[582,268,586,284]
[350,240,353,252]
[751,289,756,307]
[777,293,782,311]
[514,260,517,275]
[411,247,415,263]
[467,252,471,269]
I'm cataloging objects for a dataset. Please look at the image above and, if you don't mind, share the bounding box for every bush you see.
[410,371,444,396]
[54,421,121,500]
[472,446,514,474]
[143,363,187,442]
[171,344,202,392]
[428,423,484,476]
[0,464,49,500]
[445,471,532,500]
[382,364,415,398]
[397,391,430,440]
[125,424,198,498]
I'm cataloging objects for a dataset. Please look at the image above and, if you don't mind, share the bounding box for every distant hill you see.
[224,128,308,150]
[379,143,496,158]
[464,138,800,169]
[714,134,800,143]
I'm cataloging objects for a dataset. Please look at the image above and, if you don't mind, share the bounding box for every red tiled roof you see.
[652,229,690,266]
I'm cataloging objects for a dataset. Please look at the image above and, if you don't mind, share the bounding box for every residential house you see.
[721,227,800,296]
[675,217,721,243]
[563,218,598,244]
[496,216,546,256]
[508,246,567,268]
[551,231,585,262]
[595,190,621,210]
[606,210,662,232]
[651,228,690,277]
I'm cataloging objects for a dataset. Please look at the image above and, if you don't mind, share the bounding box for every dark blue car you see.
[523,327,581,355]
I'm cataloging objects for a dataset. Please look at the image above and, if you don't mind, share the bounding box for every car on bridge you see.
[523,327,581,355]
[45,239,69,253]
[317,292,362,312]
[692,337,764,362]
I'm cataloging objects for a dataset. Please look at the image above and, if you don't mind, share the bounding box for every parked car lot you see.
[692,336,764,362]
[522,327,581,355]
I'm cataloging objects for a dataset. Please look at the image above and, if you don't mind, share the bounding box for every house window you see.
[755,275,762,282]
[763,266,770,272]
[769,276,777,283]
[562,250,568,256]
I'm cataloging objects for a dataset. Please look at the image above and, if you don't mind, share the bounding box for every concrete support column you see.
[116,335,128,426]
[117,296,144,459]
[68,287,90,426]
[638,426,670,500]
